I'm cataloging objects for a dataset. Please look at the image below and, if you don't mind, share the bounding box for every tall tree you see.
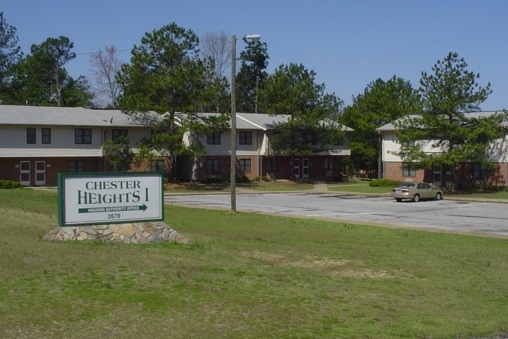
[199,31,230,113]
[200,31,230,80]
[117,22,214,114]
[116,22,220,180]
[236,37,269,113]
[0,12,22,102]
[61,75,93,107]
[395,52,506,189]
[10,36,91,106]
[89,45,122,108]
[259,63,344,157]
[339,76,420,177]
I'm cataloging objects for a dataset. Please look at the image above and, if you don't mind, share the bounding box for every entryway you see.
[293,158,310,179]
[19,161,47,186]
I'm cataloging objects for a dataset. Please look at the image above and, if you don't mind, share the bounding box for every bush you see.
[369,179,402,187]
[201,177,223,184]
[458,182,508,192]
[236,176,250,184]
[0,180,23,189]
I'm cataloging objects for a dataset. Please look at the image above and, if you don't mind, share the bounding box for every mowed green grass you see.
[1,189,508,338]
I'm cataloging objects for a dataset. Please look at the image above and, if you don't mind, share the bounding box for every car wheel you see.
[396,198,402,202]
[435,192,442,200]
[413,194,420,202]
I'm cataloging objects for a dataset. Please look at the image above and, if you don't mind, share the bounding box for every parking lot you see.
[166,192,508,238]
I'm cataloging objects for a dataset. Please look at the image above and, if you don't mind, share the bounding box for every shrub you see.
[236,176,250,184]
[369,179,402,187]
[0,180,23,189]
[201,177,223,184]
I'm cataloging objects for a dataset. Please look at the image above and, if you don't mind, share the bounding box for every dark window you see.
[69,160,85,172]
[473,163,489,180]
[112,129,128,143]
[42,128,51,144]
[324,157,333,170]
[266,158,278,172]
[402,163,416,177]
[27,128,36,144]
[401,140,415,147]
[75,129,92,144]
[239,131,252,145]
[207,133,221,145]
[302,131,318,145]
[206,159,220,173]
[150,160,165,172]
[239,159,251,172]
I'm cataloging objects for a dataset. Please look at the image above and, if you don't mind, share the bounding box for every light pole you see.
[230,34,260,212]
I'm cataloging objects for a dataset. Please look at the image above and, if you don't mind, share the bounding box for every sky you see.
[3,1,508,111]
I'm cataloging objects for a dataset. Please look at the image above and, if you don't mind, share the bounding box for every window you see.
[112,129,128,143]
[401,140,415,147]
[239,159,251,172]
[239,131,252,145]
[150,160,165,172]
[27,128,36,144]
[42,128,51,144]
[266,158,278,172]
[473,163,489,180]
[75,128,92,144]
[302,131,318,145]
[69,160,85,172]
[207,133,221,145]
[324,157,334,170]
[402,163,416,177]
[206,159,220,173]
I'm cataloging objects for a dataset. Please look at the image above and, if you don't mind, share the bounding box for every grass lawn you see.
[165,180,314,193]
[1,188,508,338]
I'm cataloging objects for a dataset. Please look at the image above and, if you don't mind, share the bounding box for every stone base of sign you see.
[43,221,190,244]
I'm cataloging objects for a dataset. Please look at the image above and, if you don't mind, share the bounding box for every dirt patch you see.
[241,250,407,279]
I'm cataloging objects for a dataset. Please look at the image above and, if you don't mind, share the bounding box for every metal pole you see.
[230,35,237,212]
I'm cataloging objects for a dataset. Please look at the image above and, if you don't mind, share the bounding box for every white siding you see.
[184,129,267,156]
[0,125,103,157]
[486,135,508,162]
[0,125,156,158]
[381,131,448,162]
[380,132,403,162]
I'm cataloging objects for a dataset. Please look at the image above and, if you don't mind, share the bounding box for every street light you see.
[230,34,261,212]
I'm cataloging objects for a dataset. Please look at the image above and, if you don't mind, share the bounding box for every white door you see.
[19,161,30,186]
[293,159,300,179]
[35,161,46,186]
[301,158,310,179]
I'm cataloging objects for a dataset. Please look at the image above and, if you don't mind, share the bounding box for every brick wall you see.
[384,162,426,182]
[0,157,108,186]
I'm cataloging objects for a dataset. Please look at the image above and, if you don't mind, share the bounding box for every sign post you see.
[57,172,164,226]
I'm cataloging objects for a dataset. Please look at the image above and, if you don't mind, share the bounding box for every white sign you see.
[58,172,164,226]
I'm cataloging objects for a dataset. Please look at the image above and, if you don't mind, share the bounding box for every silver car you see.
[391,182,443,202]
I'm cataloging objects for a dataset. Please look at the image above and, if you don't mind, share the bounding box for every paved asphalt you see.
[165,190,508,238]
